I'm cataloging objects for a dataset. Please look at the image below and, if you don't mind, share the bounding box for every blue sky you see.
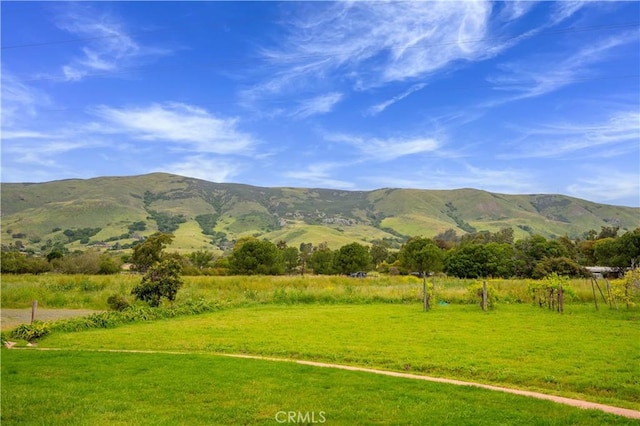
[2,1,639,207]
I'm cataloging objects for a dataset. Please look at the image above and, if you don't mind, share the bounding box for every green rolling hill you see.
[1,173,638,253]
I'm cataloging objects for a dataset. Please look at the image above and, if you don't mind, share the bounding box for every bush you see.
[532,257,589,279]
[107,294,131,311]
[48,298,223,333]
[528,273,575,308]
[131,258,183,307]
[467,282,498,310]
[10,321,50,341]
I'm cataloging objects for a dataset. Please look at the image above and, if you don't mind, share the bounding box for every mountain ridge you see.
[2,173,638,253]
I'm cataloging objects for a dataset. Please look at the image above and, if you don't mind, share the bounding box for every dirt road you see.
[1,309,102,331]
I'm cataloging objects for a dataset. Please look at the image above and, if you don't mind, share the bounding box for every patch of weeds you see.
[10,321,50,341]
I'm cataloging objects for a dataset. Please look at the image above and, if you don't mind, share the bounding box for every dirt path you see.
[10,347,640,420]
[1,309,102,331]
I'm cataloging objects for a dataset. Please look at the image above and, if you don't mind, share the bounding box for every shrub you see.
[131,258,183,307]
[467,281,498,310]
[107,294,131,311]
[532,257,589,279]
[10,321,50,341]
[528,273,575,309]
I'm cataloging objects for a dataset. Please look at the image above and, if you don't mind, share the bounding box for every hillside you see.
[1,173,638,253]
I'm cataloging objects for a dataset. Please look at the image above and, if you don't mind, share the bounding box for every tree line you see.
[2,226,638,279]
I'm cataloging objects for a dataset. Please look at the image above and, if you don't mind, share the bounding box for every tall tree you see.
[594,228,640,270]
[188,250,215,270]
[281,246,300,274]
[399,237,444,275]
[229,237,283,275]
[369,241,390,267]
[299,242,313,276]
[334,242,372,275]
[131,232,174,272]
[308,246,335,275]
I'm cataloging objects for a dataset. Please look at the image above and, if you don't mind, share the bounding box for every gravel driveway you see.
[1,309,102,331]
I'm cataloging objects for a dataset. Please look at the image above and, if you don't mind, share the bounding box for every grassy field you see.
[3,350,638,425]
[2,273,639,424]
[36,303,640,411]
[0,273,609,311]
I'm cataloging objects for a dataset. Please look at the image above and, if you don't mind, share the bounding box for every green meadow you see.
[2,274,639,424]
[0,273,607,311]
[38,304,640,410]
[3,350,638,426]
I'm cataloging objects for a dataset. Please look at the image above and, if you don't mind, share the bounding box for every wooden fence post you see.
[31,300,38,324]
[482,280,488,312]
[422,271,430,312]
[591,278,599,311]
[423,274,427,312]
[558,284,564,314]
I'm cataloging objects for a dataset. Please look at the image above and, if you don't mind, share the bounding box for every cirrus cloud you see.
[91,102,257,155]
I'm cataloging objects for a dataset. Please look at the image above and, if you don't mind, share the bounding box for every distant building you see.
[585,266,624,279]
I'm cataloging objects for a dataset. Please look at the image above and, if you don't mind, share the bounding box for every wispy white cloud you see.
[549,1,589,26]
[243,1,500,110]
[487,31,637,103]
[91,102,257,155]
[0,73,50,126]
[164,155,243,183]
[326,132,441,161]
[243,1,598,116]
[2,137,95,169]
[364,162,537,194]
[283,162,355,189]
[498,1,539,21]
[55,3,169,81]
[292,92,343,118]
[440,164,538,194]
[1,102,258,182]
[567,170,640,205]
[366,83,426,116]
[501,110,640,159]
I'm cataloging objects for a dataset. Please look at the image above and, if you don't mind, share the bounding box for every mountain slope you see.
[2,173,638,253]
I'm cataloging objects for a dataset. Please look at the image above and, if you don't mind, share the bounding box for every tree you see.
[228,237,283,275]
[444,243,514,279]
[532,257,589,279]
[334,242,371,275]
[53,250,121,274]
[0,250,50,274]
[131,258,183,307]
[369,241,390,267]
[433,228,459,250]
[597,225,620,239]
[513,235,568,278]
[308,246,335,275]
[299,243,313,276]
[98,254,122,274]
[131,232,174,272]
[491,227,515,245]
[399,237,443,311]
[576,239,598,265]
[281,246,300,274]
[399,237,444,275]
[188,250,215,270]
[594,228,640,271]
[46,242,67,262]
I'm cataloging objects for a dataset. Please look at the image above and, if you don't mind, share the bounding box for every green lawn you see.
[3,274,639,423]
[37,303,640,410]
[2,349,637,425]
